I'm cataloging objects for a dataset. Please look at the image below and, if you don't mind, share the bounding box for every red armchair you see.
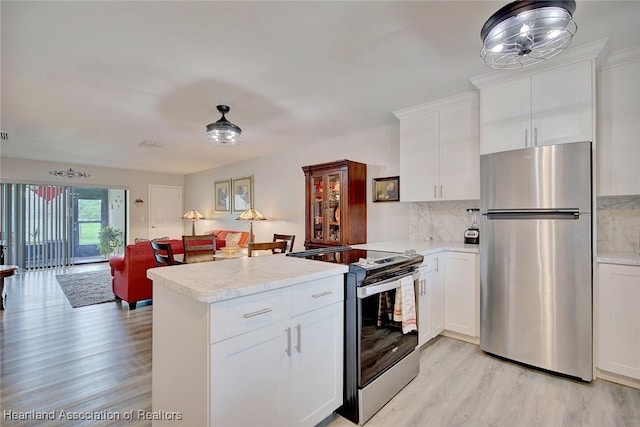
[109,239,184,309]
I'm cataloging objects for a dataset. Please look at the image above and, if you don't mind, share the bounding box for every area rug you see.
[56,270,115,308]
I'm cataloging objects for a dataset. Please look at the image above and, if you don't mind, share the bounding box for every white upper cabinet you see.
[597,48,640,196]
[394,92,480,202]
[479,59,594,154]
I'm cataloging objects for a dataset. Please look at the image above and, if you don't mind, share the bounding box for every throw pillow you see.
[134,237,150,243]
[225,232,242,247]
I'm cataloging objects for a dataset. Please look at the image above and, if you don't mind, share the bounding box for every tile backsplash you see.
[597,195,640,254]
[411,200,479,242]
[411,196,640,254]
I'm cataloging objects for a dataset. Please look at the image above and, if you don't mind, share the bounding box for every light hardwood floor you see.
[1,265,639,427]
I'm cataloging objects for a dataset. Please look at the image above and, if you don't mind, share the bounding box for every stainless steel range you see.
[288,246,423,425]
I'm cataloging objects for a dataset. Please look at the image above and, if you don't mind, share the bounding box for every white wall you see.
[184,123,411,248]
[0,157,184,243]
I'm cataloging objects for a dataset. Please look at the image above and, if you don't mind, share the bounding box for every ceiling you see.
[2,1,639,175]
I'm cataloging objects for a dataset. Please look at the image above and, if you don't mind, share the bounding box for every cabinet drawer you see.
[210,289,290,344]
[291,276,344,317]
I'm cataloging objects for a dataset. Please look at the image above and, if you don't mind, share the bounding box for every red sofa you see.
[109,239,184,309]
[207,230,250,248]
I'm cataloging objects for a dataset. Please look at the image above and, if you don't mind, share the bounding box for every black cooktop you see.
[288,246,422,271]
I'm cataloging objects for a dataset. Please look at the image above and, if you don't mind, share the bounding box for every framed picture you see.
[373,176,400,202]
[232,175,254,213]
[214,179,231,212]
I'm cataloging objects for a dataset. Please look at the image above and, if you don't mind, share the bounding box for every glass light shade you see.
[182,210,205,220]
[205,105,242,145]
[481,1,577,70]
[236,208,266,221]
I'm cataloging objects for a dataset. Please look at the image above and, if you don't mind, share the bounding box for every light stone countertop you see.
[596,251,640,266]
[353,240,480,256]
[147,254,348,304]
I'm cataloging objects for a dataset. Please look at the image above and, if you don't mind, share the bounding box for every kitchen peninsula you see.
[147,255,347,427]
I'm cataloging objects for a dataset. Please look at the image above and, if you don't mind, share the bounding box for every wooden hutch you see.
[302,159,367,249]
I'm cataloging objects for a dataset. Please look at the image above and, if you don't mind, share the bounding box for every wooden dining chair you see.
[150,241,183,267]
[272,234,296,253]
[182,235,216,263]
[247,241,288,257]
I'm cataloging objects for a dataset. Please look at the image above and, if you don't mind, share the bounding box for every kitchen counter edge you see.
[596,251,640,266]
[352,240,480,256]
[147,255,349,304]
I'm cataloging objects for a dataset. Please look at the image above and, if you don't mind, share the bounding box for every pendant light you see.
[480,0,577,70]
[205,105,242,145]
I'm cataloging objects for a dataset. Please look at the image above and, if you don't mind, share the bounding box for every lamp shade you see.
[480,0,577,70]
[182,210,205,236]
[205,105,242,145]
[236,208,266,243]
[236,208,266,222]
[182,210,205,220]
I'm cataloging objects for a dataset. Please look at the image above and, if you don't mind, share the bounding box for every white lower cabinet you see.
[417,254,443,347]
[290,303,343,426]
[417,251,478,347]
[443,252,478,338]
[211,277,344,427]
[212,322,290,427]
[152,275,343,427]
[598,263,640,380]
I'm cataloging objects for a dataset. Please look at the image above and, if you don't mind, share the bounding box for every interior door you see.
[149,185,183,239]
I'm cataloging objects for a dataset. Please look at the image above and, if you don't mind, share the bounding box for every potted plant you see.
[98,226,123,257]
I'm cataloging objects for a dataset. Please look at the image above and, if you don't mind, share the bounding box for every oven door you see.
[356,270,419,388]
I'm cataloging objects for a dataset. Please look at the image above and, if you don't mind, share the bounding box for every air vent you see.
[0,131,9,141]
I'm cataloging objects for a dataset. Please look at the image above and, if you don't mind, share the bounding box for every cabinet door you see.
[428,255,444,338]
[290,303,343,427]
[444,252,477,337]
[439,98,480,200]
[531,60,593,146]
[309,174,326,244]
[399,110,440,201]
[598,59,640,196]
[417,266,431,347]
[598,264,640,380]
[326,172,343,244]
[211,323,290,427]
[418,255,444,347]
[480,77,531,154]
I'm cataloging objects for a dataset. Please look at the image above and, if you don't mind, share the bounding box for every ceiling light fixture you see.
[480,0,577,70]
[49,168,91,179]
[205,105,242,145]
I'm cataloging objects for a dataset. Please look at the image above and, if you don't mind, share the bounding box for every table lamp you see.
[236,208,266,243]
[182,210,205,236]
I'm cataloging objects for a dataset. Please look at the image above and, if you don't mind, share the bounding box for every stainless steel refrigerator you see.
[480,141,593,381]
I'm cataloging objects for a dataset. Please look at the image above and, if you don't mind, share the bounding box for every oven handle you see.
[356,271,419,299]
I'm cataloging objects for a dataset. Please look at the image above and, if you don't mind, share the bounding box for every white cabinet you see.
[394,92,479,202]
[597,51,640,196]
[417,254,443,347]
[480,59,594,154]
[152,275,344,427]
[598,263,640,380]
[443,252,478,337]
[211,277,344,427]
[212,322,290,427]
[290,302,343,426]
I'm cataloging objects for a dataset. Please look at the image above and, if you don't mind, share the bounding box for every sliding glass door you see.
[0,183,126,269]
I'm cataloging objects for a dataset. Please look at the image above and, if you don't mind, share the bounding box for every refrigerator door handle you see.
[485,209,581,220]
